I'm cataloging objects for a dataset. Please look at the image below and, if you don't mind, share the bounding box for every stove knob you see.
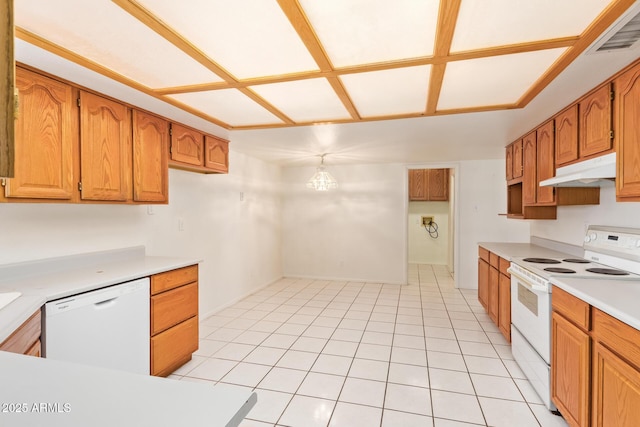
[636,239,640,248]
[590,233,597,241]
[584,236,591,243]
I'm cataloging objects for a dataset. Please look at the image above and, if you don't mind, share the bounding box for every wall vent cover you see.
[588,3,640,53]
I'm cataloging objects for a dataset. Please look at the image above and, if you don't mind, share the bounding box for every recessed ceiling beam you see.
[426,0,462,114]
[15,27,232,129]
[276,0,360,120]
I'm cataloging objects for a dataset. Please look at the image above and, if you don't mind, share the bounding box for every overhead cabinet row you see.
[0,66,229,204]
[408,168,449,201]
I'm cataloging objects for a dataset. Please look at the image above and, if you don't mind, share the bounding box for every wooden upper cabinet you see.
[6,68,74,199]
[615,60,640,201]
[79,91,131,201]
[0,0,14,178]
[536,120,555,205]
[408,169,427,201]
[170,124,203,167]
[522,131,537,205]
[409,169,449,201]
[132,110,168,203]
[579,83,613,159]
[555,104,579,167]
[204,135,229,173]
[505,145,513,181]
[428,169,449,201]
[512,139,523,179]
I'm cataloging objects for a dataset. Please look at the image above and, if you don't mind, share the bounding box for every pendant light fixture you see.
[306,154,338,191]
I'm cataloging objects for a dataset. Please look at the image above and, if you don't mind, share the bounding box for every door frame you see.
[403,163,460,288]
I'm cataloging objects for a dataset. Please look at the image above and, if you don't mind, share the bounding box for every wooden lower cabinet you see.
[498,272,511,342]
[488,265,499,324]
[0,309,41,357]
[551,311,590,427]
[478,246,511,341]
[552,288,640,427]
[150,265,199,377]
[478,257,489,309]
[151,315,199,377]
[592,342,640,427]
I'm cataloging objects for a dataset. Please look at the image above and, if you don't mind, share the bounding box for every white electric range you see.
[508,226,640,411]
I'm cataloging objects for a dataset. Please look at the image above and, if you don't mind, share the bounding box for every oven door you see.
[510,270,551,364]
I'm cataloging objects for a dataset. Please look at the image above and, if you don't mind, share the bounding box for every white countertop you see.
[0,246,200,344]
[551,277,640,331]
[0,351,257,427]
[477,242,577,261]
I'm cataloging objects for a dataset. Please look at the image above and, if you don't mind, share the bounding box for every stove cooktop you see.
[511,256,640,281]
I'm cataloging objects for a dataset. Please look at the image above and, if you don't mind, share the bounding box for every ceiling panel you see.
[250,79,351,123]
[136,0,319,80]
[340,66,431,117]
[299,0,440,67]
[438,48,568,110]
[451,0,613,52]
[168,90,284,127]
[14,0,223,88]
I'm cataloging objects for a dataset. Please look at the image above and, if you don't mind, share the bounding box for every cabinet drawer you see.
[552,286,590,331]
[151,265,198,295]
[593,308,640,370]
[0,310,41,355]
[489,252,499,268]
[479,247,490,262]
[151,315,199,377]
[151,282,198,335]
[499,257,510,277]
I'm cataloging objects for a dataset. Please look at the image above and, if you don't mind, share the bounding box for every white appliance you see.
[44,278,150,375]
[508,225,640,410]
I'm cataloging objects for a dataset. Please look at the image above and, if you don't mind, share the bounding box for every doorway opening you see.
[405,166,457,286]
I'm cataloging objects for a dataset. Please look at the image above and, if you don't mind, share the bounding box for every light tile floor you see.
[170,264,569,427]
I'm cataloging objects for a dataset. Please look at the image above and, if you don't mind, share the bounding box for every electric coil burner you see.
[508,226,640,411]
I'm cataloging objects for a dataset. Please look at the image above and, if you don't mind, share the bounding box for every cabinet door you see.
[505,144,513,181]
[151,316,199,377]
[615,61,640,201]
[522,131,537,205]
[488,266,499,325]
[478,258,489,310]
[551,312,590,427]
[170,124,203,166]
[428,168,448,201]
[408,169,427,201]
[132,110,168,203]
[512,139,523,179]
[6,68,74,199]
[79,91,131,201]
[592,342,640,427]
[579,84,613,158]
[498,272,511,342]
[204,135,229,173]
[555,105,579,166]
[536,120,555,205]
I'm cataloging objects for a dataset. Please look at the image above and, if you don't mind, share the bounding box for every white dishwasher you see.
[43,278,150,375]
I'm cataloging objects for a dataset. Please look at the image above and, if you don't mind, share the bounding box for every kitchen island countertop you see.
[0,350,256,427]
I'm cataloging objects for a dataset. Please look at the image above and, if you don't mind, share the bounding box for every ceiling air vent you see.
[588,3,640,53]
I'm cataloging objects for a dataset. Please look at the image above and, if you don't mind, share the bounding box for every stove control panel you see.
[584,226,640,271]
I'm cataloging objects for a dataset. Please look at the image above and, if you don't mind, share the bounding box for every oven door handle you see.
[508,268,550,293]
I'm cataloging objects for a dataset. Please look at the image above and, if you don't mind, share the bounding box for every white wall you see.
[281,159,530,288]
[530,183,640,246]
[457,159,531,289]
[0,151,283,318]
[408,201,449,265]
[282,163,406,284]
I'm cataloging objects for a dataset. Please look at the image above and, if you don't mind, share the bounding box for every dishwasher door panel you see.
[44,278,150,375]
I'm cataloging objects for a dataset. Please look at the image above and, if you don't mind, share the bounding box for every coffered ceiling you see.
[14,0,637,133]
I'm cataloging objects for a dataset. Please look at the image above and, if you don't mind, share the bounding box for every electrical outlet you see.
[421,216,433,226]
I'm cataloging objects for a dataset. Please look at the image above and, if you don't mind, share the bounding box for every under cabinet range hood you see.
[539,153,616,187]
